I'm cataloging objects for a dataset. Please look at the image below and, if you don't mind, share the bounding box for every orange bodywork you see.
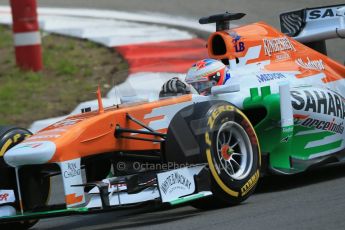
[65,193,84,206]
[23,22,345,164]
[207,22,345,82]
[24,95,193,163]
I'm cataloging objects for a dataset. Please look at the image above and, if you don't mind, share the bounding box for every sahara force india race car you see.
[0,4,345,229]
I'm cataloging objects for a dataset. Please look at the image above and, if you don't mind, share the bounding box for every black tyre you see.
[0,126,50,229]
[195,103,260,209]
[165,102,261,209]
[0,126,32,158]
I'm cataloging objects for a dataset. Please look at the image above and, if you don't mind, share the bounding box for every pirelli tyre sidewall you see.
[0,126,32,159]
[203,103,261,204]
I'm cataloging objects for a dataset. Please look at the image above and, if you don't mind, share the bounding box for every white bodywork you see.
[87,165,208,208]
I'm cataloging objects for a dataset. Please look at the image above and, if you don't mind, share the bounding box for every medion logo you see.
[256,73,287,83]
[291,90,345,119]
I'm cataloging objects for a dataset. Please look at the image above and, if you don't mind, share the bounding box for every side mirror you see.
[211,84,240,95]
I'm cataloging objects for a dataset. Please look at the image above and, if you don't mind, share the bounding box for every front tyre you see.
[0,126,49,229]
[194,103,261,209]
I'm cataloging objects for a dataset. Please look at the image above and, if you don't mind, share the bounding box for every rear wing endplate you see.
[280,4,345,44]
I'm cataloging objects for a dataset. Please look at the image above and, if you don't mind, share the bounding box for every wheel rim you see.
[216,121,253,180]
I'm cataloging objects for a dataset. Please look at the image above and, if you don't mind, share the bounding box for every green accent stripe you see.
[169,193,206,206]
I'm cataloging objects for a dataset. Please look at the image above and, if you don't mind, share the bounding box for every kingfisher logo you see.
[263,37,296,56]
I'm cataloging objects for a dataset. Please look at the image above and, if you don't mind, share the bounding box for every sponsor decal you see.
[229,31,241,43]
[295,116,344,134]
[234,42,245,53]
[0,193,8,202]
[229,31,245,52]
[207,105,234,129]
[308,7,343,20]
[274,52,291,61]
[28,134,60,140]
[14,142,43,149]
[295,57,325,71]
[160,172,192,195]
[157,167,196,202]
[204,105,240,198]
[63,162,81,179]
[263,37,296,56]
[281,125,294,143]
[241,119,258,145]
[0,190,15,204]
[53,118,84,127]
[291,90,345,119]
[224,71,231,84]
[60,158,85,207]
[39,128,67,134]
[256,72,287,83]
[282,125,294,133]
[280,136,290,143]
[241,170,259,196]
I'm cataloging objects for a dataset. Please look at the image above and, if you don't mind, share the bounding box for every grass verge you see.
[0,25,128,127]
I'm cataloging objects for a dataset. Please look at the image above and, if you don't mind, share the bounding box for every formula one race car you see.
[1,4,344,229]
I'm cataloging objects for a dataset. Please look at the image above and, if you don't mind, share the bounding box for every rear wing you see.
[280,4,345,54]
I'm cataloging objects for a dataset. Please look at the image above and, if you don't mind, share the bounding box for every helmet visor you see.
[190,81,215,95]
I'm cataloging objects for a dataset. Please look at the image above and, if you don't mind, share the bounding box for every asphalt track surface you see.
[1,1,345,229]
[36,163,345,230]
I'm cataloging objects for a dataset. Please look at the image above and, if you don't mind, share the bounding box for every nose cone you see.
[4,141,56,167]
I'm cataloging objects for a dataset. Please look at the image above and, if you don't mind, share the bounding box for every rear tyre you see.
[193,103,261,209]
[0,126,50,229]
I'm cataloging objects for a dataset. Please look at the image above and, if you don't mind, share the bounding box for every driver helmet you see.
[185,59,228,95]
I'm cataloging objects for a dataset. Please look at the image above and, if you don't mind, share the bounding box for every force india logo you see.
[160,172,192,195]
[295,116,344,134]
